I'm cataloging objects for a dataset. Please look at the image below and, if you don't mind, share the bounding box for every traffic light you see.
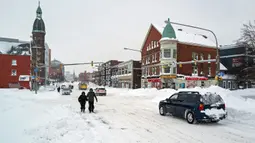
[60,64,63,69]
[215,76,218,80]
[91,61,93,67]
[179,64,182,68]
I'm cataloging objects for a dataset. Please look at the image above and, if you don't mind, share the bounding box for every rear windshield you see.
[98,88,105,90]
[201,92,224,104]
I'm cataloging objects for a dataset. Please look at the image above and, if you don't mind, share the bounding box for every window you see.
[151,41,154,49]
[228,81,231,89]
[223,81,226,88]
[148,44,151,50]
[208,64,211,76]
[163,49,171,58]
[173,67,177,74]
[12,60,17,66]
[192,64,198,75]
[173,49,177,59]
[155,53,157,62]
[157,41,159,47]
[200,53,204,60]
[208,54,211,63]
[232,82,236,89]
[164,65,171,73]
[170,94,178,99]
[11,69,17,76]
[192,52,198,60]
[152,54,155,62]
[154,41,157,48]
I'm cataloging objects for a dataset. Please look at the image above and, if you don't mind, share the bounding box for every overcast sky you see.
[1,0,254,74]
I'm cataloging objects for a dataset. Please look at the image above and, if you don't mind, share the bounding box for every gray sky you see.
[1,0,254,74]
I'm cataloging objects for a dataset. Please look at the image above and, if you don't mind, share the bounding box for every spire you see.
[162,18,176,39]
[36,1,42,19]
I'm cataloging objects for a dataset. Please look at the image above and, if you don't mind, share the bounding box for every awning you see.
[148,78,161,82]
[185,76,208,80]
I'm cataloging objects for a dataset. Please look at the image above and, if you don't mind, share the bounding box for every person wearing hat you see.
[78,91,87,113]
[87,88,98,113]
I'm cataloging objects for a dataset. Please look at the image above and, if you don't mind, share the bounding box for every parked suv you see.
[158,91,227,124]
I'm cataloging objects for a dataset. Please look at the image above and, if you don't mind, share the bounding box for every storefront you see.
[148,78,161,89]
[160,74,177,89]
[117,75,132,88]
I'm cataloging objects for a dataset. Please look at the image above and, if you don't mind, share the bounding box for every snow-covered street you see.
[1,84,255,143]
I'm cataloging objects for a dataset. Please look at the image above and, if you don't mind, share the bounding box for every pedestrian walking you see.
[87,88,98,113]
[78,91,87,113]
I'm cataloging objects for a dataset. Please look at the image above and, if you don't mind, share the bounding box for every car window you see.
[170,94,178,99]
[186,94,200,103]
[177,94,188,101]
[98,88,105,90]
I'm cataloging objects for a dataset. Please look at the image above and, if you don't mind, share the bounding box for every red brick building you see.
[140,24,162,88]
[0,54,31,88]
[141,19,217,89]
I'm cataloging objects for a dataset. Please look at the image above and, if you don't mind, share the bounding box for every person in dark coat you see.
[87,88,98,113]
[78,91,87,113]
[57,86,60,93]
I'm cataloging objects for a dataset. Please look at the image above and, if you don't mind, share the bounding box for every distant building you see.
[111,60,141,89]
[49,59,65,81]
[0,37,31,88]
[219,44,255,89]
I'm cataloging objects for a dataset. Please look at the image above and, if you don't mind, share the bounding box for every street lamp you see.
[123,47,141,53]
[167,21,220,85]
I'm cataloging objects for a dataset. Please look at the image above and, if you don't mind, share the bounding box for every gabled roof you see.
[153,24,216,48]
[140,23,216,51]
[220,63,228,71]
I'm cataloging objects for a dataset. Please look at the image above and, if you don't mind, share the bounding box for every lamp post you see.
[168,21,219,85]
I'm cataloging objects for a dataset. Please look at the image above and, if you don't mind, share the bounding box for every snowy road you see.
[1,87,255,143]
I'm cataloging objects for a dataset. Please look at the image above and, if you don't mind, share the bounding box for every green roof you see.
[162,18,176,39]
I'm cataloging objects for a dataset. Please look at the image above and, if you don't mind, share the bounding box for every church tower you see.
[31,1,46,84]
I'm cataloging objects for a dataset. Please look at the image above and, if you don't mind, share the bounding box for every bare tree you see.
[237,20,255,48]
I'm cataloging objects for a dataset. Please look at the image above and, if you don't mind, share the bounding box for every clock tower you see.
[31,1,46,84]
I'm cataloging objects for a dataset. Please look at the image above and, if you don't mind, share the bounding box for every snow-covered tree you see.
[237,20,255,48]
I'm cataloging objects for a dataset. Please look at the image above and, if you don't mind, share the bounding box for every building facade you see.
[141,19,218,89]
[92,71,101,85]
[141,24,162,88]
[0,37,31,89]
[111,60,142,89]
[105,60,121,86]
[0,54,31,88]
[99,63,106,86]
[219,44,255,89]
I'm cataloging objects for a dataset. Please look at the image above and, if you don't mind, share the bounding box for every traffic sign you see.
[31,76,35,79]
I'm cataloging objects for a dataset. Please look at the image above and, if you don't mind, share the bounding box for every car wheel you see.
[159,106,166,116]
[186,111,195,124]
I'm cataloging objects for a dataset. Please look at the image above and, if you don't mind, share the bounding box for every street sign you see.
[34,68,38,73]
[218,72,224,77]
[31,76,35,79]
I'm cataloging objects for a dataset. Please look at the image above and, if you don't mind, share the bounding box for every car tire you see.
[186,111,195,124]
[159,105,166,116]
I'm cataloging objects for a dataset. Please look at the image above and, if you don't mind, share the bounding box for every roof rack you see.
[178,91,200,94]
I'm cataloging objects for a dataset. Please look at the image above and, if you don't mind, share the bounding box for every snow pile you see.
[201,109,226,120]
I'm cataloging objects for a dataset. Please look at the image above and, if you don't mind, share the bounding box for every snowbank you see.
[103,86,255,115]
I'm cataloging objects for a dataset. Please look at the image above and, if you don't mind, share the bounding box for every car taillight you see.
[199,104,204,111]
[223,104,226,109]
